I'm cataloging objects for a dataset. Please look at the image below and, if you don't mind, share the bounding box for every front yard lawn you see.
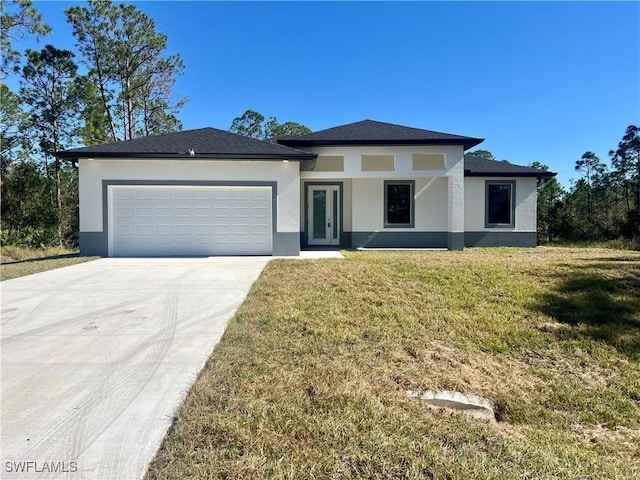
[0,246,99,280]
[146,247,640,479]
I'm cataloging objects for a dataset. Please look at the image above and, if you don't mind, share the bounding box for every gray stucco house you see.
[56,119,555,257]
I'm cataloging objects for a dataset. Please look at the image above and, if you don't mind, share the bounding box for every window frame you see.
[384,180,415,228]
[485,180,516,228]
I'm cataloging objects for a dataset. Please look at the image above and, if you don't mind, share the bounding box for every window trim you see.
[485,180,516,228]
[384,180,415,228]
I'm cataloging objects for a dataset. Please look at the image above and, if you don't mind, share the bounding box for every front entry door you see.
[308,185,340,246]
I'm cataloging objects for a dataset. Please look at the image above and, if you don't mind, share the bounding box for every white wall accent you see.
[464,177,538,231]
[448,159,465,234]
[79,159,299,233]
[351,179,382,231]
[351,177,448,231]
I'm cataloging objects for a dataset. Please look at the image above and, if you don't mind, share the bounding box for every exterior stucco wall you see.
[78,158,300,255]
[298,145,464,249]
[464,177,537,232]
[350,177,448,232]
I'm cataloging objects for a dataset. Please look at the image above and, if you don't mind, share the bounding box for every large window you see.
[384,180,414,227]
[486,180,516,227]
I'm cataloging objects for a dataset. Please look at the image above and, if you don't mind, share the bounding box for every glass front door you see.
[308,185,340,246]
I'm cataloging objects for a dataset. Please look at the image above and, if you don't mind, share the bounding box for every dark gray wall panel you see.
[351,231,448,248]
[273,232,300,256]
[464,231,537,247]
[448,232,465,251]
[79,231,108,256]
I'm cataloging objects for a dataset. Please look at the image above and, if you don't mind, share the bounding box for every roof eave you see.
[278,138,484,149]
[56,152,317,161]
[464,171,557,178]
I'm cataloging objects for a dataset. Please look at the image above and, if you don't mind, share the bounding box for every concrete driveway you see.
[1,257,270,479]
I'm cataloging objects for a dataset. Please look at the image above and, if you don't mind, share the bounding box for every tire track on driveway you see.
[2,258,269,479]
[92,287,179,479]
[1,267,191,480]
[0,293,160,344]
[0,291,55,328]
[5,287,180,479]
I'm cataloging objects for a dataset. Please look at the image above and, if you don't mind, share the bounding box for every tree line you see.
[533,125,639,245]
[471,124,640,246]
[1,0,186,247]
[0,1,315,248]
[1,1,638,249]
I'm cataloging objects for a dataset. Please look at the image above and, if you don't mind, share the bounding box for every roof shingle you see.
[464,155,556,178]
[55,123,554,179]
[276,119,484,150]
[55,127,316,160]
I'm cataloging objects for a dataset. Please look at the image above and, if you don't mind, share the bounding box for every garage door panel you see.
[155,190,172,200]
[194,224,211,235]
[252,224,269,235]
[111,186,272,256]
[115,189,134,200]
[116,207,133,218]
[155,207,171,217]
[233,190,250,200]
[194,191,212,200]
[135,240,154,250]
[135,206,152,217]
[232,224,250,235]
[175,224,192,235]
[135,224,153,235]
[233,207,249,217]
[155,224,172,235]
[251,190,270,200]
[174,192,191,201]
[252,206,269,218]
[213,191,230,200]
[214,224,230,235]
[135,190,153,200]
[117,225,133,236]
[174,207,191,217]
[194,206,211,217]
[213,206,230,217]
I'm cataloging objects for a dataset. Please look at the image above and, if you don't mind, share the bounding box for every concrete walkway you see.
[1,257,271,479]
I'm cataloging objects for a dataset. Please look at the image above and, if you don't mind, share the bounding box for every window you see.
[384,180,414,227]
[485,181,516,227]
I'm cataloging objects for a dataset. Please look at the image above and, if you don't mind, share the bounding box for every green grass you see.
[146,247,640,479]
[0,245,99,280]
[539,238,640,251]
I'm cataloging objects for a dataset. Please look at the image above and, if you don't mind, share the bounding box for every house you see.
[56,120,555,257]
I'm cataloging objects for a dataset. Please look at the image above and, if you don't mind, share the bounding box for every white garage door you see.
[109,185,273,256]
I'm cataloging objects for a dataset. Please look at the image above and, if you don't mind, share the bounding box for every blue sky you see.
[13,1,640,187]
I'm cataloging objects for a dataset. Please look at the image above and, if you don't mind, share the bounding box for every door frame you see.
[303,182,343,248]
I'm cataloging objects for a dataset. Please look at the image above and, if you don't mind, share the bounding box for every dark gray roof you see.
[276,119,484,150]
[55,127,317,161]
[464,155,556,178]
